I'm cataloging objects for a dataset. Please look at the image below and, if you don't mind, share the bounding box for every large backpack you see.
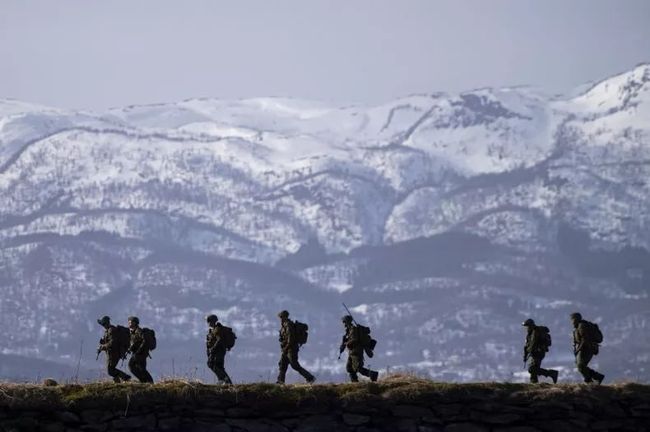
[535,326,552,352]
[582,321,604,344]
[219,325,237,351]
[114,325,131,358]
[293,321,309,346]
[142,327,157,351]
[356,324,377,356]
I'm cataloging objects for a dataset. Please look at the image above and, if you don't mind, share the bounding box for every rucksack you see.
[142,327,157,351]
[293,321,309,346]
[535,326,552,351]
[356,324,377,355]
[219,325,237,350]
[582,321,604,344]
[114,325,131,358]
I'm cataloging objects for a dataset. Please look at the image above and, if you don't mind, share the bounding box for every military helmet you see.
[206,314,218,323]
[278,310,289,319]
[522,318,535,327]
[127,316,140,325]
[97,316,111,326]
[570,312,582,321]
[342,315,353,324]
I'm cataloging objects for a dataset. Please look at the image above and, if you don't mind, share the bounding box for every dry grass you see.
[0,375,648,411]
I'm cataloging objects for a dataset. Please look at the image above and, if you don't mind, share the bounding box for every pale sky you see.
[1,0,649,110]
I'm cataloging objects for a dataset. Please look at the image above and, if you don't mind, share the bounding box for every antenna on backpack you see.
[342,302,359,326]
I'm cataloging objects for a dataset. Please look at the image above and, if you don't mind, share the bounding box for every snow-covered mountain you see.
[1,64,649,383]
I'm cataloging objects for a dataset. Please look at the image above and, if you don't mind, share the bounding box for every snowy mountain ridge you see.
[0,64,649,382]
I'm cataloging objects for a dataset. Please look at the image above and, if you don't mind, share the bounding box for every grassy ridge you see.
[1,375,648,411]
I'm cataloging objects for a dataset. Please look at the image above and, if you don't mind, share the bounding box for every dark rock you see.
[158,417,181,431]
[591,420,625,430]
[111,413,156,430]
[79,424,108,432]
[0,417,39,431]
[342,413,370,426]
[392,405,434,418]
[434,404,464,418]
[532,420,576,432]
[444,423,488,432]
[226,419,287,432]
[280,417,302,429]
[79,410,104,423]
[394,418,418,432]
[422,416,443,425]
[492,428,541,432]
[189,422,232,432]
[42,422,65,432]
[57,412,82,424]
[294,414,340,432]
[418,426,443,432]
[195,408,225,418]
[481,413,523,424]
[43,378,58,386]
[225,408,256,418]
[600,402,626,418]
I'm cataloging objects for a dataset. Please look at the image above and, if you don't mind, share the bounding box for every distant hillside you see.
[0,64,649,383]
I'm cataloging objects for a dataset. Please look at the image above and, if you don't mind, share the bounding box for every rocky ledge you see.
[0,377,648,432]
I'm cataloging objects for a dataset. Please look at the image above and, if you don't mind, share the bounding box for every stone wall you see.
[0,381,649,432]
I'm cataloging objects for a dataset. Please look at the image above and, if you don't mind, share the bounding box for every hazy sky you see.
[1,0,649,110]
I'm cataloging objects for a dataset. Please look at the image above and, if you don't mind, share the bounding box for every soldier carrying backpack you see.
[206,314,234,385]
[339,315,379,382]
[96,316,131,383]
[276,310,315,384]
[571,312,605,384]
[126,316,154,383]
[522,318,558,384]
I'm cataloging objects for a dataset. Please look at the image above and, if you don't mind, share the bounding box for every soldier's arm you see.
[98,336,106,351]
[130,333,144,354]
[339,334,347,353]
[286,322,295,346]
[530,329,539,350]
[575,324,585,353]
[99,330,113,351]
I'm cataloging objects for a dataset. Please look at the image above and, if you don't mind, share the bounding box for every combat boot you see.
[550,370,558,384]
[594,372,605,385]
[370,371,379,382]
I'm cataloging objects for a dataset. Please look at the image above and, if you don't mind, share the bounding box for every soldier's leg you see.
[534,354,553,379]
[352,355,371,378]
[139,356,154,383]
[129,355,153,383]
[128,356,144,382]
[527,356,540,383]
[277,351,289,383]
[576,350,595,382]
[107,355,130,382]
[346,355,358,382]
[288,349,314,382]
[213,351,232,384]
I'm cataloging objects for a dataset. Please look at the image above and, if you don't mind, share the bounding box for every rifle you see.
[96,349,101,361]
[523,353,528,369]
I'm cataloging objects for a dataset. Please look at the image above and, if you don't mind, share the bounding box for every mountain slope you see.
[0,64,649,383]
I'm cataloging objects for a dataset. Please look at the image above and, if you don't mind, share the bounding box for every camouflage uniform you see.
[206,319,233,384]
[98,324,131,383]
[522,319,557,384]
[572,313,604,384]
[340,319,378,382]
[277,312,314,384]
[128,324,154,383]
